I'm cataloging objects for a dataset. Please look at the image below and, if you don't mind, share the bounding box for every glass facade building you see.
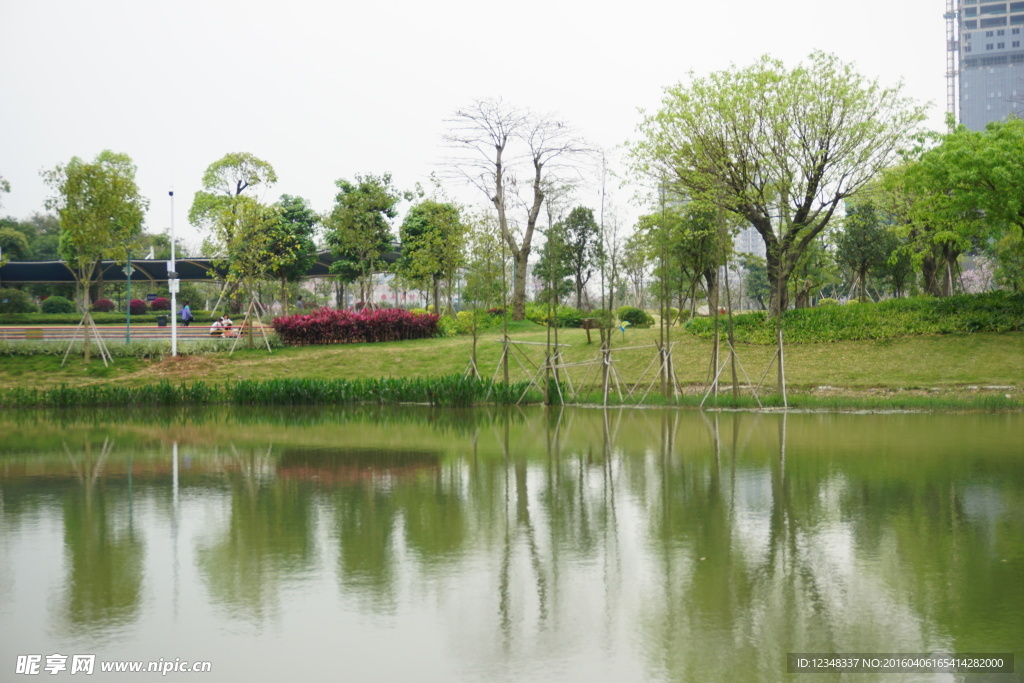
[958,1,1024,129]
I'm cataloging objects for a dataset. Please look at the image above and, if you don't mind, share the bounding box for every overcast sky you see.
[1,0,947,250]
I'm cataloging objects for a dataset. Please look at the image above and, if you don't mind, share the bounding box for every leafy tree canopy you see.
[269,194,319,283]
[189,152,277,235]
[43,150,148,277]
[632,51,925,316]
[397,199,467,312]
[325,173,408,291]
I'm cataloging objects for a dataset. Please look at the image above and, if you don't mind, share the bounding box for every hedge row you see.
[0,312,213,325]
[684,291,1024,343]
[0,292,175,315]
[271,307,439,345]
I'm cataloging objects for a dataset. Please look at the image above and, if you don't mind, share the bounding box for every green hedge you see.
[684,292,1024,343]
[525,303,585,328]
[0,311,213,325]
[0,338,266,359]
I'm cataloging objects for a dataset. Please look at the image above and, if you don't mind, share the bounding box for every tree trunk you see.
[704,269,719,313]
[767,267,791,318]
[511,248,529,320]
[921,253,942,297]
[942,244,959,296]
[756,225,791,318]
[794,285,811,309]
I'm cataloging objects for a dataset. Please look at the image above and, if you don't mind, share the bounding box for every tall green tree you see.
[396,200,467,313]
[532,227,574,304]
[637,201,729,318]
[325,173,406,303]
[878,160,966,297]
[8,214,62,260]
[269,195,319,311]
[42,150,148,361]
[0,227,30,261]
[632,51,925,317]
[189,153,278,312]
[887,117,1024,295]
[835,200,897,302]
[206,196,281,287]
[188,152,278,236]
[558,206,603,309]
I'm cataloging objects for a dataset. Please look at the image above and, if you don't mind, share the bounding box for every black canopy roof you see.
[0,250,400,284]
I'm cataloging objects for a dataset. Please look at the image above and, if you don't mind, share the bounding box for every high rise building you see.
[954,0,1024,130]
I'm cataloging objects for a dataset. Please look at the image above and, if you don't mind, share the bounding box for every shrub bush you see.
[436,315,459,338]
[150,297,171,311]
[41,295,76,314]
[0,288,37,314]
[129,299,148,315]
[617,306,654,328]
[525,303,584,328]
[817,298,839,306]
[271,307,440,345]
[92,298,115,313]
[455,309,501,334]
[684,292,1024,343]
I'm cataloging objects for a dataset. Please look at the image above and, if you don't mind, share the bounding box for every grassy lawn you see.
[1,322,1021,400]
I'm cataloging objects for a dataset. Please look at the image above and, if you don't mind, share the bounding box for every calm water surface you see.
[0,407,1021,682]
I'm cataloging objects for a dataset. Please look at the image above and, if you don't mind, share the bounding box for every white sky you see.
[0,0,948,250]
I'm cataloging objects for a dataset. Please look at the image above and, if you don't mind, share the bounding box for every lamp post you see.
[169,190,178,357]
[124,251,134,343]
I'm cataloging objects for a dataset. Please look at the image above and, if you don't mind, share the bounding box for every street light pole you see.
[169,190,178,357]
[124,251,134,343]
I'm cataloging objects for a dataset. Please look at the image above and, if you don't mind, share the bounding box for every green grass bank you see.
[0,294,1022,410]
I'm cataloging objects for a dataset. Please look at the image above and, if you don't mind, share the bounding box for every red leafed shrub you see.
[129,299,148,315]
[271,307,440,346]
[92,298,116,313]
[150,297,171,311]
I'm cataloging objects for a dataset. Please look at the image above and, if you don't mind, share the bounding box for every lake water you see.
[0,407,1021,682]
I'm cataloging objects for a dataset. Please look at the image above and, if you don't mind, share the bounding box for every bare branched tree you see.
[444,98,589,320]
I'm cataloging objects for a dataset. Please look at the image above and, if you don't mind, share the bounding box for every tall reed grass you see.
[0,375,537,409]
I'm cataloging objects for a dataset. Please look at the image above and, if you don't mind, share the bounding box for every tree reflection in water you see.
[58,438,144,637]
[0,408,1020,681]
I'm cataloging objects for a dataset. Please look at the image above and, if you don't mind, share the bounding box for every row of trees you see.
[5,53,1022,332]
[628,51,1023,318]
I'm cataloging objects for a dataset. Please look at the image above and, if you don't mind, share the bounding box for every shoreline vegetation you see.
[0,292,1021,412]
[0,376,1018,412]
[0,329,1020,414]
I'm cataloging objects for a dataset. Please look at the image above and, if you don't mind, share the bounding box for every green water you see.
[0,407,1021,682]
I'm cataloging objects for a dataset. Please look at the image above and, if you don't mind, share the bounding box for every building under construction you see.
[949,0,1024,129]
